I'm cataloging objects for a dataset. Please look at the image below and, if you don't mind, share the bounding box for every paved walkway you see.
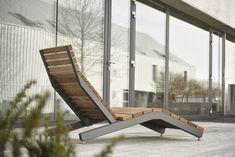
[69,122,235,157]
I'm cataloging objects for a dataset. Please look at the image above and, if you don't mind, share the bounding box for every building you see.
[0,0,235,119]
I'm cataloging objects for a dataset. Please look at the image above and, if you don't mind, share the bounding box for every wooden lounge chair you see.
[39,45,204,142]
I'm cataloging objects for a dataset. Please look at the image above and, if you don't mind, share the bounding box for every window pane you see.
[212,34,222,113]
[169,16,209,115]
[110,0,130,107]
[225,40,235,115]
[135,2,165,108]
[0,0,56,115]
[57,0,105,117]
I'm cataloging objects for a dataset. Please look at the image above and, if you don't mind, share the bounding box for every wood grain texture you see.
[170,113,180,120]
[47,57,77,66]
[179,117,188,124]
[42,45,73,54]
[44,50,75,60]
[115,113,132,121]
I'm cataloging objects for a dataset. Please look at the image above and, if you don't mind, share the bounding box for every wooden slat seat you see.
[40,45,108,121]
[46,57,78,66]
[42,45,73,54]
[44,50,75,60]
[111,107,200,129]
[48,64,79,73]
[53,73,77,83]
[115,114,132,121]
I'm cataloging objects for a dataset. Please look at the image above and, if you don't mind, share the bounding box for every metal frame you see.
[52,0,59,120]
[48,121,85,136]
[129,0,136,107]
[208,30,213,115]
[79,112,203,141]
[65,46,116,123]
[164,8,170,110]
[103,0,112,106]
[221,33,226,114]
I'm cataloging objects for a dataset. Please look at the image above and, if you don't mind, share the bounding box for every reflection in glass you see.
[110,0,130,107]
[225,41,235,115]
[212,34,222,113]
[135,2,165,108]
[0,0,56,115]
[57,0,105,119]
[58,0,104,95]
[169,16,209,115]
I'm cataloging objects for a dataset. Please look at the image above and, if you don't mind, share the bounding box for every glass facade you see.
[0,0,105,120]
[225,40,235,115]
[212,34,223,113]
[0,0,235,118]
[58,0,105,95]
[110,0,130,107]
[169,16,209,115]
[0,0,56,115]
[135,2,165,108]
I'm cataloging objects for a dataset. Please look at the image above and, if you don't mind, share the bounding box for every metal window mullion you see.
[129,0,136,107]
[164,8,170,110]
[208,31,213,115]
[53,0,59,120]
[55,0,58,46]
[103,0,112,106]
[221,33,226,115]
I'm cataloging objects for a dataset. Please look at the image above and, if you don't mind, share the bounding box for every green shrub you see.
[0,81,75,157]
[0,81,124,157]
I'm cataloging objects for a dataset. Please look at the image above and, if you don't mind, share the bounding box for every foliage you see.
[0,80,75,157]
[0,81,124,157]
[155,72,220,104]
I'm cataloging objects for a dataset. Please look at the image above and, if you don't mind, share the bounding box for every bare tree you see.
[155,72,210,105]
[57,0,122,77]
[58,0,104,75]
